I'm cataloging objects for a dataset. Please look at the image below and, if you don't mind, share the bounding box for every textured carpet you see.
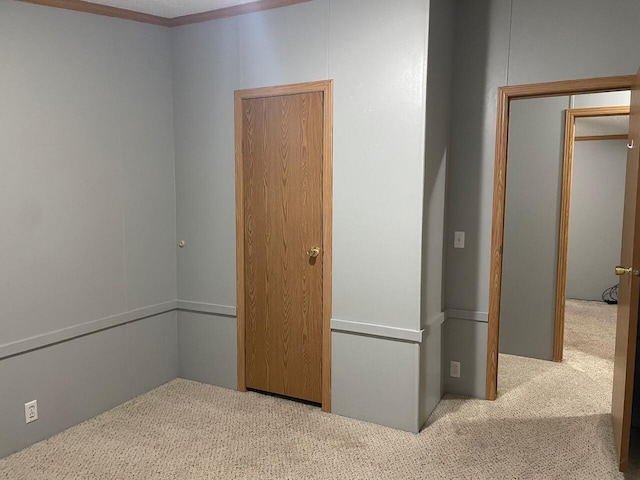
[1,300,638,479]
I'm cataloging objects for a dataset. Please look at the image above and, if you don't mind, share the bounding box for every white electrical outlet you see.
[25,400,38,424]
[454,231,465,249]
[450,361,461,378]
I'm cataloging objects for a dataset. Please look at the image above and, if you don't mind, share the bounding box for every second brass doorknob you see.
[307,247,320,258]
[616,266,632,276]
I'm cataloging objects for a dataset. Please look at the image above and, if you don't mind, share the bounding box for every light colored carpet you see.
[1,300,638,479]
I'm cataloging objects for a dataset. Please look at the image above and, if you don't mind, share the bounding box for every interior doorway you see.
[554,105,630,361]
[487,71,640,471]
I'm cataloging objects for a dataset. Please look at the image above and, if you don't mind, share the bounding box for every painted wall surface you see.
[172,0,437,432]
[0,312,178,459]
[499,96,569,360]
[329,0,428,332]
[507,0,640,86]
[419,0,454,427]
[574,91,631,109]
[496,91,627,359]
[567,140,627,301]
[445,0,640,397]
[331,333,419,432]
[178,311,237,390]
[442,0,510,396]
[173,16,239,308]
[443,317,487,397]
[0,1,178,457]
[0,1,177,343]
[173,0,429,328]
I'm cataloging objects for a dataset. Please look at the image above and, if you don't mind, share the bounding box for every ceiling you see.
[575,115,629,138]
[82,0,262,18]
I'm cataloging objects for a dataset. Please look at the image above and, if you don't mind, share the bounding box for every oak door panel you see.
[242,92,323,403]
[612,67,640,472]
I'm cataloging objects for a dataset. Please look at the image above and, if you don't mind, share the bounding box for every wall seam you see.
[506,0,513,85]
[169,26,179,303]
[114,22,130,312]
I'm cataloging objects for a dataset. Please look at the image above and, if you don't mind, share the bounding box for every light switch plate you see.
[454,231,465,249]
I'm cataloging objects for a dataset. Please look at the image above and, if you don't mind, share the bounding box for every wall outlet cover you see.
[25,400,38,424]
[450,361,461,378]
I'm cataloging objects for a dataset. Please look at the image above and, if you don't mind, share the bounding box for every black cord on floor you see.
[602,284,619,304]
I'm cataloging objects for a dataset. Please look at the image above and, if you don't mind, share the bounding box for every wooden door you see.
[240,91,324,403]
[612,67,640,472]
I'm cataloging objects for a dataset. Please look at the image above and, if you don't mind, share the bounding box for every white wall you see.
[445,0,640,397]
[567,140,627,301]
[0,1,178,458]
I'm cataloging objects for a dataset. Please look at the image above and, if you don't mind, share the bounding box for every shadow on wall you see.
[442,0,494,398]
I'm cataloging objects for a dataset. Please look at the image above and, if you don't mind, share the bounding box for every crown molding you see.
[17,0,312,27]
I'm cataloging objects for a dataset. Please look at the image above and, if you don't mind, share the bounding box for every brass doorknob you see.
[307,247,320,258]
[616,266,632,276]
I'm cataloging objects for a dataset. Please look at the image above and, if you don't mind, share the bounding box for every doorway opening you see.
[487,72,640,471]
[554,105,630,361]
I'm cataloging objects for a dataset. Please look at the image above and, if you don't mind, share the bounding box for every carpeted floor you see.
[1,300,638,479]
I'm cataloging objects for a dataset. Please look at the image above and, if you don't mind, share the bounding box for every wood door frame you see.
[553,105,630,362]
[487,74,635,400]
[234,80,333,412]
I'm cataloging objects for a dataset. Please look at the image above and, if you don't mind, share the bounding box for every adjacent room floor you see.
[1,300,637,479]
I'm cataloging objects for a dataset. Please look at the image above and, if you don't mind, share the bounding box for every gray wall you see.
[567,140,627,301]
[0,1,178,458]
[443,0,511,397]
[1,0,450,455]
[172,0,442,432]
[574,91,631,109]
[445,0,640,397]
[419,0,454,427]
[499,96,569,360]
[498,98,627,360]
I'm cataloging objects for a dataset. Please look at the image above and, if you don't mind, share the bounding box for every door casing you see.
[234,80,333,412]
[553,105,630,362]
[487,74,635,400]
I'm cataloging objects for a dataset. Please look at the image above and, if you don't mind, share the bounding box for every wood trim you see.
[234,80,333,412]
[567,106,631,118]
[575,134,629,141]
[18,0,310,27]
[233,80,334,101]
[234,90,247,393]
[321,80,334,413]
[497,76,635,100]
[553,109,577,362]
[486,87,510,401]
[18,0,171,26]
[553,105,630,362]
[487,75,634,401]
[167,0,311,27]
